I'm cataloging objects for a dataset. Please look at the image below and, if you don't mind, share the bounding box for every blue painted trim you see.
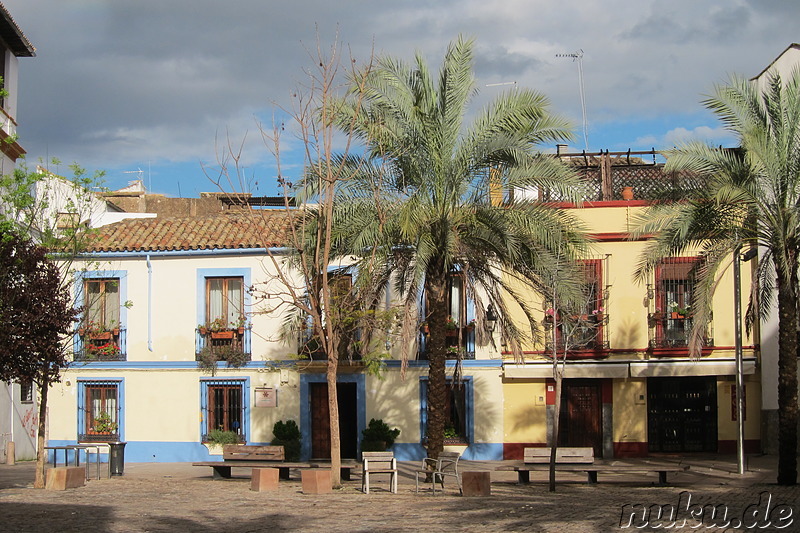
[77,247,289,259]
[391,442,503,461]
[299,374,366,461]
[199,377,250,442]
[73,270,128,356]
[76,377,125,442]
[419,376,473,444]
[45,439,268,463]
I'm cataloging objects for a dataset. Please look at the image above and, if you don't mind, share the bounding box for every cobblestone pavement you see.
[1,455,798,532]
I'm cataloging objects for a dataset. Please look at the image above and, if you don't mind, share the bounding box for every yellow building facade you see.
[500,152,761,459]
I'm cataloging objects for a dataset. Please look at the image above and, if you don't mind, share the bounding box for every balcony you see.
[418,325,476,360]
[74,327,126,362]
[524,149,706,203]
[647,312,713,353]
[196,326,252,363]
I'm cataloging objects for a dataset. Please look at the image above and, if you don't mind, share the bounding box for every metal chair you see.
[415,451,462,495]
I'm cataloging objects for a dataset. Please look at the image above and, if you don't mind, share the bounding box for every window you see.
[201,380,246,442]
[196,269,252,361]
[79,381,121,442]
[419,273,476,360]
[79,277,124,360]
[199,277,248,358]
[420,377,472,444]
[651,258,704,348]
[547,260,605,352]
[85,278,120,328]
[206,277,244,327]
[19,380,33,404]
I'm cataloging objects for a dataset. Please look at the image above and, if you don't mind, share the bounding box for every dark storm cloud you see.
[1,0,798,174]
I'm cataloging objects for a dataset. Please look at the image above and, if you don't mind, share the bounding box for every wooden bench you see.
[496,447,689,485]
[192,445,356,481]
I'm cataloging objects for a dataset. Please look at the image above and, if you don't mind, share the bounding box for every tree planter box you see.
[302,469,332,494]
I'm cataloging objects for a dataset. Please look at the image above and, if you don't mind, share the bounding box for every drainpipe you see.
[147,255,153,351]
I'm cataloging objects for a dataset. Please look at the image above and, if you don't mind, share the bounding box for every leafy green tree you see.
[1,160,107,487]
[332,36,589,460]
[633,71,800,485]
[0,232,79,488]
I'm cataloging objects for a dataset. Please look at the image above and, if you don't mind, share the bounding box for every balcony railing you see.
[522,149,708,203]
[79,431,120,443]
[196,327,252,361]
[648,313,713,350]
[74,328,127,361]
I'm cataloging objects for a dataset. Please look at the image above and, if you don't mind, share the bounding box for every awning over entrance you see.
[503,363,629,379]
[503,358,757,379]
[629,358,756,377]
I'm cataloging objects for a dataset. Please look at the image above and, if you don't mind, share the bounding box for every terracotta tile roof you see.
[84,212,292,252]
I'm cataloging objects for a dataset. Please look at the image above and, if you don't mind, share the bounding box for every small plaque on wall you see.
[255,387,277,408]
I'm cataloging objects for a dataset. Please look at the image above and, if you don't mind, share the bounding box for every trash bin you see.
[108,442,126,476]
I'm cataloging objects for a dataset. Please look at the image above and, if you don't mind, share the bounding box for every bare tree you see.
[543,256,602,492]
[206,34,375,487]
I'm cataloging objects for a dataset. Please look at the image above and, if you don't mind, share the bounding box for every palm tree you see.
[633,70,800,485]
[332,36,590,460]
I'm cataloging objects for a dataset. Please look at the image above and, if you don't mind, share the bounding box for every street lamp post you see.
[733,245,758,475]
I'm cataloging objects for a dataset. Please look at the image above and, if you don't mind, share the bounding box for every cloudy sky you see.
[3,0,798,197]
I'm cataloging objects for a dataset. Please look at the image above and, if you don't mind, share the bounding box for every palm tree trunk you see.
[34,376,49,489]
[425,270,449,462]
[776,268,798,485]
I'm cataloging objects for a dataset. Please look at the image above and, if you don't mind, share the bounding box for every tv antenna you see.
[556,49,588,151]
[123,168,145,190]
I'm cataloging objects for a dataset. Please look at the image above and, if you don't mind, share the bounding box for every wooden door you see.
[310,382,358,460]
[559,379,603,456]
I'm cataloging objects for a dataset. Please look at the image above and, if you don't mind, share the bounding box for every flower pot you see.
[199,327,208,335]
[671,312,686,319]
[89,332,112,341]
[621,186,634,200]
[211,330,234,339]
[203,443,224,456]
[420,325,429,334]
[237,327,245,335]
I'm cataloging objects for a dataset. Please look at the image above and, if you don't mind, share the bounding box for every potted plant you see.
[204,428,242,455]
[271,420,301,461]
[671,305,690,319]
[361,418,400,452]
[92,411,117,434]
[217,345,249,368]
[465,318,476,332]
[420,322,429,334]
[442,423,468,453]
[445,317,458,337]
[232,314,247,335]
